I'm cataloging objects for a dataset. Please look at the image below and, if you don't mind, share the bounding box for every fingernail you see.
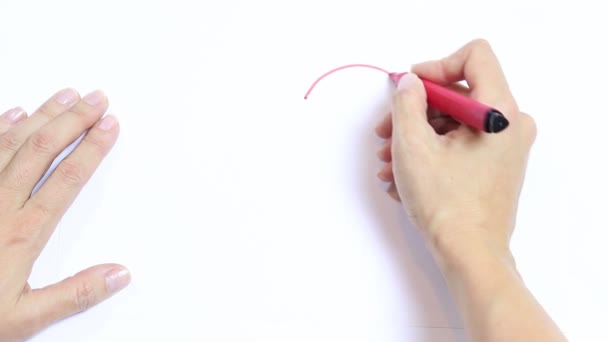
[83,90,106,106]
[97,115,116,131]
[397,73,417,90]
[2,107,26,124]
[105,268,131,294]
[54,88,79,106]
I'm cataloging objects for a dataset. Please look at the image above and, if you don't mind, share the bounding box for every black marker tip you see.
[485,110,509,133]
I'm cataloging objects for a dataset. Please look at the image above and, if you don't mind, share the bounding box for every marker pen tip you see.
[389,72,406,84]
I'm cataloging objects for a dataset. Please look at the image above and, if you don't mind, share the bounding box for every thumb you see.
[18,264,131,335]
[391,73,434,140]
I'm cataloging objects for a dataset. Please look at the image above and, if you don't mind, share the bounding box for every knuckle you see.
[56,159,85,186]
[439,56,456,75]
[520,112,538,142]
[83,132,108,155]
[0,132,21,153]
[30,131,57,155]
[37,101,59,119]
[5,228,36,247]
[28,201,54,223]
[74,281,96,312]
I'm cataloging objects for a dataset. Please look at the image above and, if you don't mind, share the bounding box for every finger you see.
[0,88,80,169]
[0,107,27,134]
[392,73,435,141]
[378,162,394,182]
[0,91,108,205]
[411,39,511,105]
[375,112,392,139]
[25,116,119,251]
[17,264,130,335]
[377,139,391,162]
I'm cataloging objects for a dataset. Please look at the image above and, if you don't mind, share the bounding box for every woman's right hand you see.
[376,39,566,342]
[375,39,537,258]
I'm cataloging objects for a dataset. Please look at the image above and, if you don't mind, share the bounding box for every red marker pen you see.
[389,72,509,133]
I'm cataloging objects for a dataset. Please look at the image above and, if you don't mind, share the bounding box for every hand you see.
[375,39,566,342]
[375,39,537,257]
[0,89,130,341]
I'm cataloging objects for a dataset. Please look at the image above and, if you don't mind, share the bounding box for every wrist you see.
[426,226,516,277]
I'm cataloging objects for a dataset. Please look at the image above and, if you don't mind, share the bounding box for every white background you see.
[0,0,605,341]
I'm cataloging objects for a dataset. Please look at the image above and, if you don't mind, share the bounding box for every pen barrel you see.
[421,79,491,132]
